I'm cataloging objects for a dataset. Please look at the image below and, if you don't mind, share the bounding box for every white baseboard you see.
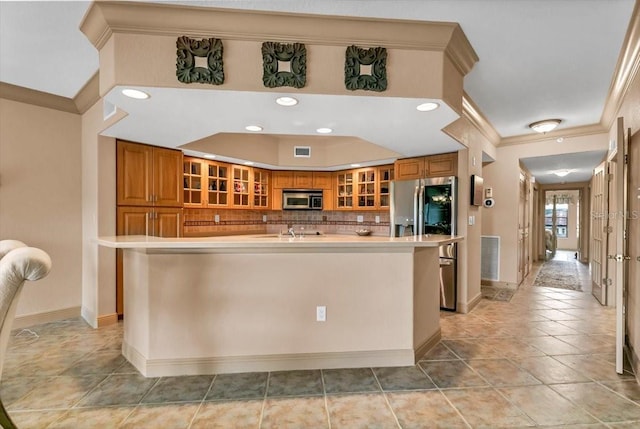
[481,280,519,290]
[122,341,416,377]
[13,306,81,329]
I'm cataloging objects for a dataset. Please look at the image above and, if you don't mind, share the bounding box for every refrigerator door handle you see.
[417,182,424,236]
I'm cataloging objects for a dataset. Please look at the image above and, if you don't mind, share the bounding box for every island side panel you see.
[123,247,417,376]
[412,246,441,358]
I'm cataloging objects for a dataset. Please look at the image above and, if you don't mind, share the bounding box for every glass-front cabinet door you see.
[356,168,376,208]
[253,168,269,208]
[232,165,251,208]
[183,158,202,206]
[378,165,394,208]
[205,161,229,207]
[336,171,354,209]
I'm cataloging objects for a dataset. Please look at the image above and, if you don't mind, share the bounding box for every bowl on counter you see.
[355,229,372,236]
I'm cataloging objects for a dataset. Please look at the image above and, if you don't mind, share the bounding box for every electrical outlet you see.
[356,215,364,223]
[263,215,267,222]
[375,215,380,223]
[316,306,326,322]
[214,214,220,223]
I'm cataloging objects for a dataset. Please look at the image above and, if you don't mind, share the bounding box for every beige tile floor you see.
[3,253,640,428]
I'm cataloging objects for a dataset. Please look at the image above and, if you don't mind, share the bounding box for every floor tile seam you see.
[593,378,640,408]
[257,372,270,428]
[379,388,403,428]
[319,369,332,429]
[186,375,216,429]
[133,375,162,405]
[500,356,548,387]
[545,382,618,426]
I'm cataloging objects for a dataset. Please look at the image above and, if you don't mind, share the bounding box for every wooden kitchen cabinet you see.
[205,160,229,207]
[117,140,183,207]
[336,171,354,209]
[117,206,183,237]
[312,172,332,190]
[272,171,293,189]
[378,165,394,208]
[252,168,270,208]
[356,168,377,209]
[394,152,457,180]
[394,157,425,180]
[231,165,251,208]
[426,153,457,177]
[293,171,313,188]
[183,157,203,207]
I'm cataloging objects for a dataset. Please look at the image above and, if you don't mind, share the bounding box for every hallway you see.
[3,262,640,428]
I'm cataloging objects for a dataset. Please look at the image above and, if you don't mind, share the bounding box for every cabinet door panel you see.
[117,206,149,235]
[293,171,313,188]
[312,172,332,190]
[155,208,183,237]
[117,142,152,206]
[154,148,183,207]
[273,171,293,189]
[394,158,424,180]
[427,153,457,177]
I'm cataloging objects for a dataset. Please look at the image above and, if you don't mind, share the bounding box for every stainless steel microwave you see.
[282,189,323,210]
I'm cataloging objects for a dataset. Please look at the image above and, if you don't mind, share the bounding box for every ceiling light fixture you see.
[529,119,561,133]
[276,96,298,106]
[204,154,216,159]
[244,161,254,166]
[416,102,439,112]
[245,125,263,132]
[553,170,571,177]
[350,163,361,168]
[121,88,150,100]
[316,127,333,134]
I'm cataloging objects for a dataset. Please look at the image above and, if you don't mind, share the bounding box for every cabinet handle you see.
[177,212,181,237]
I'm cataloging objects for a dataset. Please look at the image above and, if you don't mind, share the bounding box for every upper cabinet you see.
[205,160,230,207]
[378,165,394,208]
[231,165,251,208]
[356,168,376,209]
[312,172,332,190]
[273,171,293,189]
[117,140,183,207]
[394,152,457,180]
[336,165,394,210]
[252,168,270,208]
[182,157,230,208]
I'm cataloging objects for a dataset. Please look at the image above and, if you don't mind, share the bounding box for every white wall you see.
[0,98,82,319]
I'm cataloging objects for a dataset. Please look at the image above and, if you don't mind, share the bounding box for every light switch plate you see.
[468,215,475,226]
[214,214,220,223]
[262,215,267,222]
[357,215,364,223]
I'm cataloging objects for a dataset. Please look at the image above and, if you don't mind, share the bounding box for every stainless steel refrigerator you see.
[390,176,458,311]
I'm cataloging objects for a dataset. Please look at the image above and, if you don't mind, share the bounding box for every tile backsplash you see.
[184,209,390,237]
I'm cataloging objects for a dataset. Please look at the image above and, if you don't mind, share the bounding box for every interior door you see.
[628,129,639,373]
[591,162,609,304]
[610,117,628,374]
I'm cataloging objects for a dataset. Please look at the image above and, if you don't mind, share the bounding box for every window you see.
[545,203,569,238]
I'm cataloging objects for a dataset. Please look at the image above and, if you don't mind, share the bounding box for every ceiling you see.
[0,1,636,178]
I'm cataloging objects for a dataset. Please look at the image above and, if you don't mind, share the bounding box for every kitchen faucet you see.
[287,225,296,238]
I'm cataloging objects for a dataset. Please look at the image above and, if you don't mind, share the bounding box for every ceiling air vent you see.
[294,146,311,158]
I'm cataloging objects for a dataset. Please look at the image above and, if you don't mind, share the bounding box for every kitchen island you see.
[98,233,462,377]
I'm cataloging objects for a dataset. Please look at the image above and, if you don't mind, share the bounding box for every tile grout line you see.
[319,369,332,429]
[186,374,217,429]
[256,372,270,428]
[369,368,402,429]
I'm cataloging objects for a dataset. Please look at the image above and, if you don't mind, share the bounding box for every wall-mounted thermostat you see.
[483,198,495,208]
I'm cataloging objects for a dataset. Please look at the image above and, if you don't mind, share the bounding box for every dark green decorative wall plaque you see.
[176,36,224,85]
[344,45,387,92]
[262,42,306,88]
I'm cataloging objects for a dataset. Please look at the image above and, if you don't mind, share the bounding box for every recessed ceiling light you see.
[204,154,216,159]
[245,125,263,132]
[121,88,149,99]
[351,163,361,167]
[416,102,439,112]
[244,161,254,166]
[276,96,298,106]
[553,170,571,177]
[529,119,561,133]
[316,127,333,134]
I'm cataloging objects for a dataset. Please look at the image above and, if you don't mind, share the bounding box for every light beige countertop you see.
[98,233,463,249]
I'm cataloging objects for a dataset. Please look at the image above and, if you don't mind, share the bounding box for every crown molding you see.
[601,0,640,130]
[499,123,607,147]
[73,72,100,114]
[461,93,501,146]
[80,1,477,75]
[0,82,78,114]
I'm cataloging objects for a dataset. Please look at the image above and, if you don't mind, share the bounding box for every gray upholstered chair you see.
[0,240,52,429]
